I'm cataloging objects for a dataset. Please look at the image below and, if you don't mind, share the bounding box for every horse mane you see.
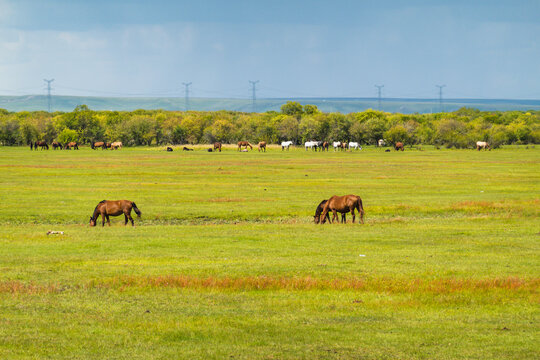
[315,200,327,216]
[91,200,107,220]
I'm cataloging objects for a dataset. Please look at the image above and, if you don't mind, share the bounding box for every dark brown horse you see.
[314,199,347,224]
[89,200,141,227]
[214,142,222,152]
[395,142,404,151]
[105,142,112,149]
[34,141,49,150]
[65,142,79,150]
[52,141,63,150]
[322,141,329,151]
[320,194,364,224]
[238,141,253,151]
[91,141,106,150]
[258,141,266,152]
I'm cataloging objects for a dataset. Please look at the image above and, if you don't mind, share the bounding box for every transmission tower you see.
[375,84,384,111]
[43,79,54,112]
[249,80,259,113]
[182,82,192,111]
[436,84,446,112]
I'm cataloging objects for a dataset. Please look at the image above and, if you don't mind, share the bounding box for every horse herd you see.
[89,194,364,227]
[30,141,122,150]
[30,140,491,152]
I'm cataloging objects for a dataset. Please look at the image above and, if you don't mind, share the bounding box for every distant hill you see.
[1,95,539,113]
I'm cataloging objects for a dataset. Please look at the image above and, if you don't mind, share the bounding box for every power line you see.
[182,82,192,111]
[375,84,384,111]
[249,80,259,112]
[436,84,446,112]
[43,79,54,112]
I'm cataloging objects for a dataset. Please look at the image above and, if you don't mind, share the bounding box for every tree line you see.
[0,102,538,148]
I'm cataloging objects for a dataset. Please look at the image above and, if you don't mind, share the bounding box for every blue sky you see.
[0,0,539,99]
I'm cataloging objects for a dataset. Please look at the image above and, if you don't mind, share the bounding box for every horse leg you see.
[351,208,356,223]
[124,214,128,225]
[128,213,134,226]
[101,213,105,227]
[331,210,338,223]
[105,214,111,226]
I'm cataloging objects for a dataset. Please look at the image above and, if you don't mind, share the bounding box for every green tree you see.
[303,104,319,115]
[384,125,409,145]
[58,128,79,144]
[281,101,303,117]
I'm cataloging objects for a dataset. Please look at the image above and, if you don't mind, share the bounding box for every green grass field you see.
[0,145,538,359]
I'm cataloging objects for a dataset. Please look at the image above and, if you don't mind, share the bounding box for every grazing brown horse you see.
[238,141,253,151]
[214,142,222,152]
[258,141,267,152]
[34,141,49,150]
[89,200,141,227]
[321,142,329,151]
[395,142,404,151]
[52,141,63,150]
[91,141,106,150]
[320,194,364,224]
[65,142,79,150]
[314,200,347,224]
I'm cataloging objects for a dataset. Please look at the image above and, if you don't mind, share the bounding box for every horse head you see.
[89,217,96,226]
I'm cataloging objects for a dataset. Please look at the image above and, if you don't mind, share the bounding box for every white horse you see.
[378,139,386,147]
[281,141,293,150]
[332,141,342,151]
[476,141,490,150]
[305,141,318,150]
[349,142,361,150]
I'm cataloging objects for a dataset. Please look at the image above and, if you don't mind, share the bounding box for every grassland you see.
[0,145,538,359]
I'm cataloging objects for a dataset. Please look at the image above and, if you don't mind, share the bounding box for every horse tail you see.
[132,202,142,218]
[357,197,365,223]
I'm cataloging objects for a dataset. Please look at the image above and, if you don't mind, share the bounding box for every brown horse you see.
[34,141,49,150]
[320,194,364,224]
[52,141,63,150]
[395,142,404,151]
[258,141,266,152]
[65,142,79,150]
[322,141,329,151]
[314,199,347,224]
[91,141,106,150]
[89,200,141,227]
[214,142,222,152]
[238,141,253,151]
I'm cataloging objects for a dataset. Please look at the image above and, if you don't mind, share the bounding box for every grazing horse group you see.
[30,141,80,150]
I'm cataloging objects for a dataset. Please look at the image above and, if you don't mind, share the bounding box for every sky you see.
[0,0,539,100]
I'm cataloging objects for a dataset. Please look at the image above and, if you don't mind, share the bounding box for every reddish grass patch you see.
[1,277,537,295]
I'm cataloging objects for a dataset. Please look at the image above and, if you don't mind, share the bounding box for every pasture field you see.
[0,145,538,359]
